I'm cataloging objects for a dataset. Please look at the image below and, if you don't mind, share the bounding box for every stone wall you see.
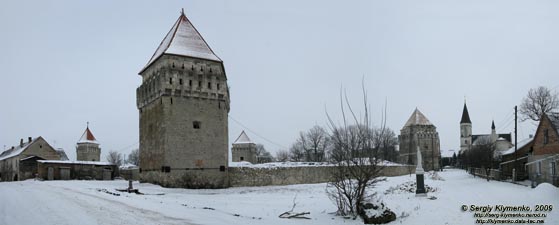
[140,165,415,188]
[228,165,415,187]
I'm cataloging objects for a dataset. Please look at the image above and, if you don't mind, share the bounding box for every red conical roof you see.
[78,127,98,144]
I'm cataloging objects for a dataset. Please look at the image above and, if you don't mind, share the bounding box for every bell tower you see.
[460,101,472,152]
[137,10,230,188]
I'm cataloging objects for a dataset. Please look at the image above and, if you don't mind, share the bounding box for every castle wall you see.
[140,165,415,188]
[232,143,257,163]
[138,55,230,188]
[76,143,101,161]
[399,125,441,171]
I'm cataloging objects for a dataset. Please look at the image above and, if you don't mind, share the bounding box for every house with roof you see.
[499,137,534,181]
[398,108,441,171]
[526,113,559,186]
[232,131,257,163]
[0,137,62,181]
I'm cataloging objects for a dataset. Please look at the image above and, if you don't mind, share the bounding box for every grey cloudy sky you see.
[1,0,558,160]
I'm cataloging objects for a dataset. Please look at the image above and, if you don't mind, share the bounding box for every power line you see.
[229,115,289,150]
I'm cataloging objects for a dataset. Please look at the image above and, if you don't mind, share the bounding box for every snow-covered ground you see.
[0,169,557,225]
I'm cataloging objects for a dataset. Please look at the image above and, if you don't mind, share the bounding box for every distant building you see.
[398,108,441,171]
[76,125,101,161]
[36,160,117,181]
[0,137,61,181]
[459,101,513,153]
[232,131,257,163]
[526,113,559,186]
[137,10,230,188]
[56,148,69,161]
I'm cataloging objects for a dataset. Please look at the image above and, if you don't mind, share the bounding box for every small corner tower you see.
[76,124,101,161]
[137,9,230,188]
[398,108,441,171]
[232,131,257,163]
[460,101,472,152]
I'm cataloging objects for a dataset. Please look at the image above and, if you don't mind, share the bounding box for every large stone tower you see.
[460,102,472,152]
[76,125,101,161]
[232,131,257,163]
[137,10,230,188]
[398,108,441,171]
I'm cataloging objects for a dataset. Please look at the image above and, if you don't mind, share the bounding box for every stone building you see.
[0,137,61,181]
[398,108,441,171]
[137,10,230,188]
[232,131,257,163]
[459,102,512,153]
[76,125,101,161]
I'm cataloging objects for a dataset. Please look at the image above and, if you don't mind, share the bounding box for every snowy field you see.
[0,169,557,225]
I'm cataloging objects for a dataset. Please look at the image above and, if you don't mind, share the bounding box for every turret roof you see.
[404,108,433,127]
[233,131,254,144]
[140,10,221,74]
[78,127,98,144]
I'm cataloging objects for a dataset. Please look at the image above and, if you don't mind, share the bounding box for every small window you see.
[551,162,556,176]
[240,157,244,161]
[170,97,173,105]
[169,77,173,85]
[198,81,202,88]
[40,145,42,148]
[189,80,192,86]
[543,129,549,144]
[217,83,221,90]
[161,166,171,173]
[193,121,201,129]
[208,82,211,89]
[179,79,183,85]
[219,165,225,172]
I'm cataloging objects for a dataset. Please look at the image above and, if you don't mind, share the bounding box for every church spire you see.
[491,120,495,130]
[460,102,472,124]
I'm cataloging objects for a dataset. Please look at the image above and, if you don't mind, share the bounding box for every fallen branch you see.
[279,211,311,219]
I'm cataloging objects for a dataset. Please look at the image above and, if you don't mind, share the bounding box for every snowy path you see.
[0,181,191,225]
[0,169,557,225]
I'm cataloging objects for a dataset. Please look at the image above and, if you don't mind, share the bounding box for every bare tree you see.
[325,87,386,217]
[255,144,274,163]
[275,149,290,162]
[289,142,305,162]
[519,86,559,121]
[295,125,330,162]
[106,150,123,167]
[127,149,139,166]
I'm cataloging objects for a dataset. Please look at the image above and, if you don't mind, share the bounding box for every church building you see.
[398,108,441,171]
[459,102,513,153]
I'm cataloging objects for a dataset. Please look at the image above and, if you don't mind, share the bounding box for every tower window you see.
[208,82,211,89]
[219,165,225,172]
[240,157,244,161]
[169,78,173,85]
[179,79,183,85]
[198,81,202,88]
[161,166,171,173]
[193,121,201,129]
[544,129,549,144]
[217,83,220,90]
[170,97,173,105]
[189,80,192,86]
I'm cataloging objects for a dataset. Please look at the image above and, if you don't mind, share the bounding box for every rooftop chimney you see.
[20,139,23,147]
[28,137,32,143]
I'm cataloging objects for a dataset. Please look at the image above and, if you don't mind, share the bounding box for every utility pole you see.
[514,106,518,182]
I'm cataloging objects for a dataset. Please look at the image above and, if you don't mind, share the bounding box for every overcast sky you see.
[1,0,558,161]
